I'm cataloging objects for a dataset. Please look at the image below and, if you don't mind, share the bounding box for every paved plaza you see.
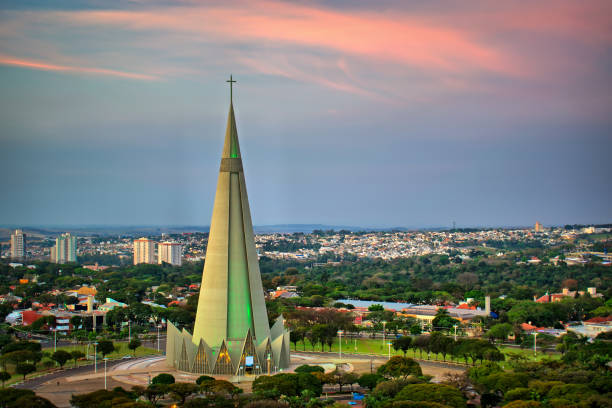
[21,353,465,407]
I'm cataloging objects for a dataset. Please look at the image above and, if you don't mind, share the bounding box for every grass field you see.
[290,336,559,366]
[1,341,161,386]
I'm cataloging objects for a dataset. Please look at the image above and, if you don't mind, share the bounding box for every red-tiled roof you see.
[584,315,612,324]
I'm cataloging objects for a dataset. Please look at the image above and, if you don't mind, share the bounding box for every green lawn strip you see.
[0,343,162,387]
[291,337,558,366]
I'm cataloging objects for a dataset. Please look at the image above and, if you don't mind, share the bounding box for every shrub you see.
[504,388,532,402]
[294,364,324,374]
[394,384,466,408]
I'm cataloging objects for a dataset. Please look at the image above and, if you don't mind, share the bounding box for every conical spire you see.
[221,103,241,159]
[192,86,270,350]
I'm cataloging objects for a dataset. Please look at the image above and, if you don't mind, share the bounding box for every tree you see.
[289,329,305,351]
[151,373,175,385]
[0,371,10,387]
[128,339,141,356]
[12,395,57,408]
[486,323,513,343]
[70,389,134,408]
[457,272,478,289]
[377,356,422,379]
[71,350,85,367]
[369,304,384,312]
[357,373,382,390]
[142,384,168,404]
[4,350,38,366]
[330,369,358,392]
[70,316,83,330]
[432,309,460,331]
[395,384,467,408]
[96,340,115,358]
[196,375,215,385]
[15,363,36,380]
[392,336,412,357]
[51,350,71,368]
[169,382,198,405]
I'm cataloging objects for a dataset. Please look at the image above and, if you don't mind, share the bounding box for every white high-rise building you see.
[10,229,26,259]
[134,238,155,265]
[53,233,77,263]
[158,241,182,266]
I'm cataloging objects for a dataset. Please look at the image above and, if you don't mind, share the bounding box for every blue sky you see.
[1,0,611,228]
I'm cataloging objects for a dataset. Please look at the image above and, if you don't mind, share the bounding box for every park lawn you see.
[499,345,561,363]
[291,337,558,365]
[292,337,462,363]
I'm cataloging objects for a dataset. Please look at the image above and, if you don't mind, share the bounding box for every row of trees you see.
[391,332,504,365]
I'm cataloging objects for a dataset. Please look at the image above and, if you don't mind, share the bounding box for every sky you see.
[0,0,611,228]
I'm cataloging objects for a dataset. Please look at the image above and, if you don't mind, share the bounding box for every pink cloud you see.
[40,2,522,77]
[0,55,159,81]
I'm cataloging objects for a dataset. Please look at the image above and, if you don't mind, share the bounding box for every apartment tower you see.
[10,229,26,259]
[133,238,155,265]
[158,242,182,266]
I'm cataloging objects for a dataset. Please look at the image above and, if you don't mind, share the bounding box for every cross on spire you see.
[226,74,237,103]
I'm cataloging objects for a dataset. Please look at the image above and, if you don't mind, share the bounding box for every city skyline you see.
[1,1,611,228]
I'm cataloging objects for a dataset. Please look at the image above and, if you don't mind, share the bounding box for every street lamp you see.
[533,332,538,357]
[453,324,458,341]
[337,330,344,360]
[381,321,387,348]
[128,320,131,343]
[93,342,98,373]
[157,324,161,352]
[104,357,109,390]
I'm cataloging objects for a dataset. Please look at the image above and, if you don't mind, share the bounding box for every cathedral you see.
[166,77,290,375]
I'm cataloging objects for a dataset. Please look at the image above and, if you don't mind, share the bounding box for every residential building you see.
[133,238,155,265]
[158,241,182,266]
[52,233,77,263]
[535,221,543,232]
[10,229,26,259]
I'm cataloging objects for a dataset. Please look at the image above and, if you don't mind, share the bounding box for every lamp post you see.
[381,321,387,348]
[388,342,392,360]
[104,358,108,390]
[453,324,458,341]
[337,330,344,360]
[93,342,98,373]
[128,320,131,342]
[54,328,57,352]
[157,324,161,352]
[533,332,538,357]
